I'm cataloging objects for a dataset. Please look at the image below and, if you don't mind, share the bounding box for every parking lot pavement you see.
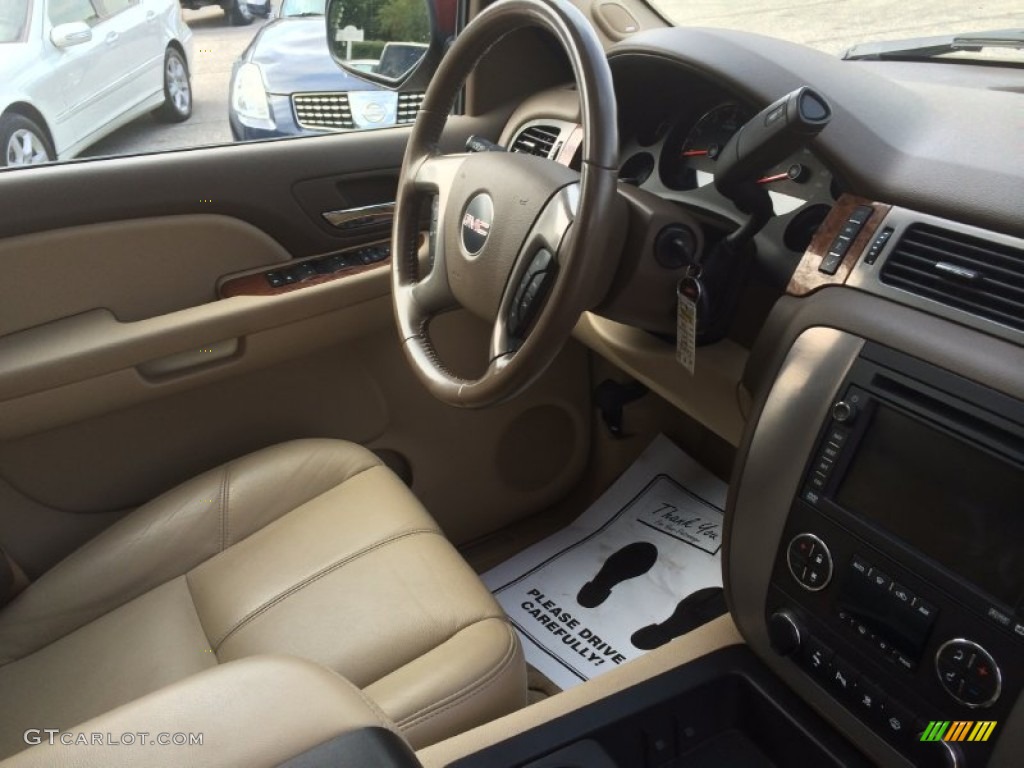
[82,1,1017,161]
[82,6,274,160]
[652,0,1023,55]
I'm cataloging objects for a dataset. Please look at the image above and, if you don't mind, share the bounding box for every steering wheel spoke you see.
[410,260,456,316]
[491,183,580,357]
[394,154,468,331]
[412,153,467,196]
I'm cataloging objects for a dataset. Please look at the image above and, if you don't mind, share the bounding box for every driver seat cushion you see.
[0,439,526,759]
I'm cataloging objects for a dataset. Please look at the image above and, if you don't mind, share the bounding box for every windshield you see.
[280,0,326,18]
[0,0,30,44]
[651,0,1021,58]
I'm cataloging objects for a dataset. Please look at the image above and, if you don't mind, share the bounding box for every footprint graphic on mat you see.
[576,541,659,608]
[630,586,727,650]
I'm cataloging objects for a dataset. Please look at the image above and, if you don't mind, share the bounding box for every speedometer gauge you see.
[679,103,749,189]
[658,100,830,210]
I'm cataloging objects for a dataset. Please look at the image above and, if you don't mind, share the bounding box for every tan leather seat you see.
[3,656,419,768]
[0,440,526,760]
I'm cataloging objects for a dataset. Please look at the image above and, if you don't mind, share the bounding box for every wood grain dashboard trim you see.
[217,235,425,299]
[219,260,388,298]
[787,195,891,297]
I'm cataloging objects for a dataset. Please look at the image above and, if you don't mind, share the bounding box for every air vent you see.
[510,124,562,158]
[880,223,1024,332]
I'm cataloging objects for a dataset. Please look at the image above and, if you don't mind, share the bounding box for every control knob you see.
[935,638,1001,708]
[831,400,858,424]
[768,610,803,657]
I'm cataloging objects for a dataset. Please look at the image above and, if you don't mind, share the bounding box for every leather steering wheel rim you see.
[391,0,621,407]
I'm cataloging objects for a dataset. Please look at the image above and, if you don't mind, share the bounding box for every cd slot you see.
[869,372,1024,463]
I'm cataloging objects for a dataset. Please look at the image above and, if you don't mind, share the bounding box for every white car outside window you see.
[0,0,194,167]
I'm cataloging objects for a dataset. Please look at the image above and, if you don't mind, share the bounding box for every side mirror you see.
[50,21,92,49]
[325,0,452,86]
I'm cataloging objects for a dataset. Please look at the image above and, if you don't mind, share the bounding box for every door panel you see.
[0,306,591,576]
[0,214,291,335]
[0,112,589,579]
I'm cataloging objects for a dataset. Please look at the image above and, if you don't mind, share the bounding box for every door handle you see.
[137,338,240,379]
[104,31,118,44]
[322,202,395,231]
[146,11,157,22]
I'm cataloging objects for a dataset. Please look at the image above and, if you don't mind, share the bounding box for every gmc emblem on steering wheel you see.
[461,194,494,255]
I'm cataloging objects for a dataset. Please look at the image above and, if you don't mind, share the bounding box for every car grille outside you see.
[292,92,425,130]
[292,93,355,130]
[396,92,425,124]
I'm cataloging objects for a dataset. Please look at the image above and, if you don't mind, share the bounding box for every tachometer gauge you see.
[679,103,749,189]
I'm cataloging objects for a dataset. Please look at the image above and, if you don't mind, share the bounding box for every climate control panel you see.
[767,505,1023,767]
[936,639,1002,709]
[786,533,833,591]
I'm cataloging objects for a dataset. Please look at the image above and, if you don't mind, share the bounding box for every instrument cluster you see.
[621,98,836,219]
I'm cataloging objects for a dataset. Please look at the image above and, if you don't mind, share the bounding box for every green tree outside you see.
[330,0,430,60]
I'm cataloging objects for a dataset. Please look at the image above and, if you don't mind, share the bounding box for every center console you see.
[420,313,1023,768]
[765,343,1024,767]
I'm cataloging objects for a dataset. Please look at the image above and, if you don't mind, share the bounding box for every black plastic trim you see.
[276,726,421,768]
[450,646,871,768]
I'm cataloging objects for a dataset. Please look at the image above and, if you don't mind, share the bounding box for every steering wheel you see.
[392,0,623,407]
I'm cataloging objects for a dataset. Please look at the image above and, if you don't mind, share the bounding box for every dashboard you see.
[495,23,1024,768]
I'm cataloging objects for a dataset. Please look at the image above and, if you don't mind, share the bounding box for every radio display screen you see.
[835,404,1024,607]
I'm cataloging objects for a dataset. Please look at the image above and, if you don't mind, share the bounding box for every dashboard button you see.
[911,597,937,622]
[821,441,842,460]
[891,582,914,606]
[819,250,843,275]
[852,621,871,641]
[986,605,1013,628]
[865,226,894,264]
[803,636,833,677]
[827,656,859,699]
[891,649,916,673]
[854,679,884,721]
[848,205,874,225]
[849,556,870,577]
[939,667,964,694]
[827,427,849,446]
[839,220,862,240]
[867,567,892,591]
[787,534,832,591]
[935,639,1001,707]
[881,699,916,744]
[805,567,826,589]
[812,457,833,476]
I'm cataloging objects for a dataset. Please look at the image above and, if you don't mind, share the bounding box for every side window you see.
[98,0,139,16]
[2,0,456,170]
[0,0,32,43]
[48,0,101,26]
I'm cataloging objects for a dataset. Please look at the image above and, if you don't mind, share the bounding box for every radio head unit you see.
[768,343,1024,767]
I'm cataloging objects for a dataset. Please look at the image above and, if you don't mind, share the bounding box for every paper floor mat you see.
[482,434,727,690]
